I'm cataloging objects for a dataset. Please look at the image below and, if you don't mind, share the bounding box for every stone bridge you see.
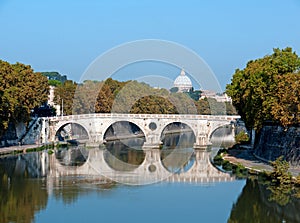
[43,113,240,148]
[48,148,234,185]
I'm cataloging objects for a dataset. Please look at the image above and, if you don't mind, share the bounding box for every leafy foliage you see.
[48,79,62,87]
[226,47,300,130]
[269,156,292,185]
[185,88,201,101]
[58,78,238,115]
[72,80,102,114]
[0,60,49,136]
[130,95,178,114]
[54,80,77,115]
[235,130,250,144]
[41,71,67,83]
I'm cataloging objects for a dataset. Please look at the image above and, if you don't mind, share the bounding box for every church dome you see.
[173,69,192,92]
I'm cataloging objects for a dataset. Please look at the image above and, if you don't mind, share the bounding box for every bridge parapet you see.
[49,113,240,122]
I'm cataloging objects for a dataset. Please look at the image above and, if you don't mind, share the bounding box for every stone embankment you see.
[222,125,300,175]
[254,125,300,166]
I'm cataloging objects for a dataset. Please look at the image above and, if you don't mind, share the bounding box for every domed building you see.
[173,69,193,92]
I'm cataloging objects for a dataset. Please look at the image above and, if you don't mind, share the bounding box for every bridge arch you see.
[102,120,146,144]
[55,121,90,141]
[160,121,196,147]
[208,123,234,142]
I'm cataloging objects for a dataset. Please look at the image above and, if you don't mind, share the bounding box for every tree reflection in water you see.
[228,178,300,223]
[0,155,48,223]
[0,152,117,223]
[1,132,300,223]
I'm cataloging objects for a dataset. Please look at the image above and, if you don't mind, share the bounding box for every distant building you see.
[173,69,193,92]
[48,86,61,116]
[172,69,232,103]
[200,90,232,103]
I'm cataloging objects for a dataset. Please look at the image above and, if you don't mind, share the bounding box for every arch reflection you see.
[55,147,89,166]
[103,140,145,172]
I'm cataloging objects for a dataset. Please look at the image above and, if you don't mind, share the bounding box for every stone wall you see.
[0,119,39,147]
[254,125,300,166]
[0,122,26,147]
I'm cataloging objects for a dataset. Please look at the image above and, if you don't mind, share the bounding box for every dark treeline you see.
[54,78,237,116]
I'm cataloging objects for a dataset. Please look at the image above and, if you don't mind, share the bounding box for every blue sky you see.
[1,0,300,91]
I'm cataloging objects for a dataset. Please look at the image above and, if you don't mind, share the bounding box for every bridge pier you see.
[142,142,162,149]
[143,133,162,149]
[193,134,212,149]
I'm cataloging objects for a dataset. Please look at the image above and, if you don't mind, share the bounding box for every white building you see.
[48,86,61,116]
[173,69,193,92]
[200,90,232,103]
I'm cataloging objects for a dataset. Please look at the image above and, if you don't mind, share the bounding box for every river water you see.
[1,133,300,223]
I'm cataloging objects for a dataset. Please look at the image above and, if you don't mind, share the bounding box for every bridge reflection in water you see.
[2,132,234,188]
[49,148,234,186]
[48,131,233,185]
[49,149,233,186]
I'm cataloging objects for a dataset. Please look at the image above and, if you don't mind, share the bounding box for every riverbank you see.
[0,144,44,156]
[222,146,300,177]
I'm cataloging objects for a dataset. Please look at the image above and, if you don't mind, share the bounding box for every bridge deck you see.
[49,113,240,121]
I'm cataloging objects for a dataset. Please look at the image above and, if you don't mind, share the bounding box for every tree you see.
[95,82,115,113]
[41,71,67,83]
[94,78,128,113]
[185,88,201,101]
[270,73,300,126]
[54,80,77,115]
[226,47,300,130]
[195,98,211,115]
[130,95,178,114]
[169,92,198,114]
[0,60,49,136]
[73,80,102,114]
[269,156,292,185]
[170,87,178,93]
[48,79,62,87]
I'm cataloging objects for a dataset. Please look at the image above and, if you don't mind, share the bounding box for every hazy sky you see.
[1,0,299,91]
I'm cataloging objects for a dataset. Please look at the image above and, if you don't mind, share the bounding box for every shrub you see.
[235,130,250,144]
[270,156,292,185]
[213,154,223,166]
[222,160,233,171]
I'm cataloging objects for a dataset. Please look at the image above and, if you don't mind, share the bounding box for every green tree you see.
[95,82,114,113]
[169,92,198,114]
[130,95,178,114]
[235,130,249,144]
[271,73,300,126]
[195,98,211,115]
[269,156,292,185]
[54,80,77,115]
[185,88,201,101]
[41,71,67,83]
[226,47,300,130]
[48,79,62,87]
[73,80,102,114]
[169,87,178,93]
[0,60,49,136]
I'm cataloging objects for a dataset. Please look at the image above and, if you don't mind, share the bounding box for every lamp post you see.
[61,99,63,117]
